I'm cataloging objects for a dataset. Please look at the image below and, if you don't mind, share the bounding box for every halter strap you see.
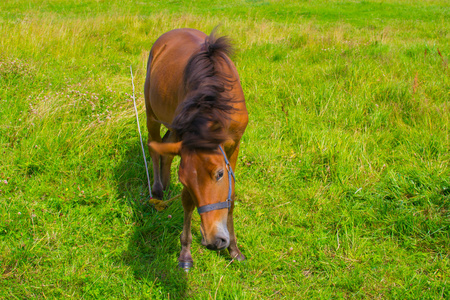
[197,145,235,214]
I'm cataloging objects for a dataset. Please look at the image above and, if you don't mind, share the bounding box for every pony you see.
[144,28,248,270]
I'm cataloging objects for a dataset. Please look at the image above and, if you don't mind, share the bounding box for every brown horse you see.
[144,28,248,270]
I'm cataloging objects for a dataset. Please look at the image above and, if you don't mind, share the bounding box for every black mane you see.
[171,29,235,150]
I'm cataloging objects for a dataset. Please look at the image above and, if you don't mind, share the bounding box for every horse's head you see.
[149,141,232,251]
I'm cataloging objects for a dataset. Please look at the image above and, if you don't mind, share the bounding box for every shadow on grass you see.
[114,142,187,298]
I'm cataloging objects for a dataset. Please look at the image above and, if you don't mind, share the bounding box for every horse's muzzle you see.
[204,235,230,251]
[200,217,230,251]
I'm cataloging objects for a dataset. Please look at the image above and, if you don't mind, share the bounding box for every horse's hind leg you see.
[161,130,176,192]
[146,117,164,199]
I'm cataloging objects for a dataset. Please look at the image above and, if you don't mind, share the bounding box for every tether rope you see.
[130,65,152,199]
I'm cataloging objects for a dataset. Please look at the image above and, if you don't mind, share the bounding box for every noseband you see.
[197,145,235,214]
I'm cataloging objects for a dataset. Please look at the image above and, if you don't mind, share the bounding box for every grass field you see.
[1,0,449,298]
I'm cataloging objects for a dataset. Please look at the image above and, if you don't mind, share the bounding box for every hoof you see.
[151,191,164,200]
[178,261,193,272]
[235,253,246,261]
[230,252,247,261]
[229,249,246,262]
[151,184,164,200]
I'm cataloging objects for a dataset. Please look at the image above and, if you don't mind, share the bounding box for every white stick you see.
[130,65,153,198]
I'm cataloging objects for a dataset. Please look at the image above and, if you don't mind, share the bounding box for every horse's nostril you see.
[205,237,229,251]
[215,237,228,250]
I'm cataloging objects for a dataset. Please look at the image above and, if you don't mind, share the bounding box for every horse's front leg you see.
[226,143,246,261]
[178,188,194,271]
[227,203,246,261]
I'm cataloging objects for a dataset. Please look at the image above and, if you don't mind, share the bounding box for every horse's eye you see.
[216,169,224,181]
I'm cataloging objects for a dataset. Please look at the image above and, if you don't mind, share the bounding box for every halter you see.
[197,145,235,214]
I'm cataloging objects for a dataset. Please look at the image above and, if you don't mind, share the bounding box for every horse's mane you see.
[171,29,235,151]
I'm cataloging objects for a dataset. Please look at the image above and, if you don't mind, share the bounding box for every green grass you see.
[1,0,449,298]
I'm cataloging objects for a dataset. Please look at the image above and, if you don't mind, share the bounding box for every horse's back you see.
[145,28,247,143]
[145,29,207,123]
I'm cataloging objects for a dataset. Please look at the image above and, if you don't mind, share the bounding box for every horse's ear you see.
[149,141,182,156]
